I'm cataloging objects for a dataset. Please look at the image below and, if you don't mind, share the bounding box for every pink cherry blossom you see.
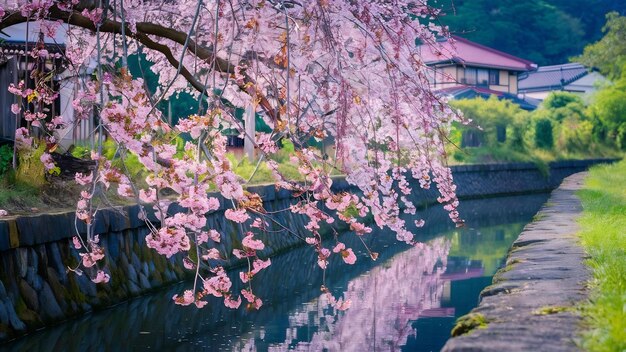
[173,290,195,306]
[91,270,110,284]
[7,0,466,314]
[241,289,263,310]
[202,248,221,261]
[224,295,242,309]
[75,172,93,186]
[242,233,265,251]
[225,209,250,223]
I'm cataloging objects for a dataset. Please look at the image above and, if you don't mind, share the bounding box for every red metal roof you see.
[420,35,536,72]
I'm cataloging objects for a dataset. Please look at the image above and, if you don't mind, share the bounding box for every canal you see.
[1,193,549,352]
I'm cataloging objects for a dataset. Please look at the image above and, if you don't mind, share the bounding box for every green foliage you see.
[534,118,554,149]
[0,145,12,175]
[589,72,626,149]
[438,1,626,65]
[531,92,599,153]
[542,92,585,111]
[576,12,626,80]
[440,0,580,65]
[227,155,273,184]
[558,117,594,152]
[577,159,626,352]
[71,139,150,182]
[576,13,626,149]
[450,97,529,149]
[447,95,622,166]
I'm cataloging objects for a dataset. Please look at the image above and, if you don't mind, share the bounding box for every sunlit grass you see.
[577,159,626,352]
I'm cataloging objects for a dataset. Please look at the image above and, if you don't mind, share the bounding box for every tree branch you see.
[0,4,280,122]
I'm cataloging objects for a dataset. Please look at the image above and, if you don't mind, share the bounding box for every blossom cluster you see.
[1,0,465,311]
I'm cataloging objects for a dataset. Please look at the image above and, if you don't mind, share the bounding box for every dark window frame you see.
[489,69,500,85]
[462,67,490,87]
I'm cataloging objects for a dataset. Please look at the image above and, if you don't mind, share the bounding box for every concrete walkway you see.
[442,172,590,352]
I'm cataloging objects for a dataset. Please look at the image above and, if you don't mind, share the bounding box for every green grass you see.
[577,159,626,352]
[448,143,623,171]
[0,172,43,211]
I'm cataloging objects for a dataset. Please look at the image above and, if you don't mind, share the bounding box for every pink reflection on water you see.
[234,238,456,351]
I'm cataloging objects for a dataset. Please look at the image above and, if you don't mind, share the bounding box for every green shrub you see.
[558,117,594,152]
[543,92,584,111]
[534,118,554,149]
[450,97,529,149]
[0,145,13,175]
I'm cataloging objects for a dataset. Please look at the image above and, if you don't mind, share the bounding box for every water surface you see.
[1,193,549,352]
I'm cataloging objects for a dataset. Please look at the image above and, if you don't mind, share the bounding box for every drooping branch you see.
[0,4,280,122]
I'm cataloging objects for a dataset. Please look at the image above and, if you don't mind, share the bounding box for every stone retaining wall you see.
[0,159,614,342]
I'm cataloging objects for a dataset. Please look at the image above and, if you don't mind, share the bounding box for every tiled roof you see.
[518,63,589,91]
[419,36,536,72]
[436,85,539,110]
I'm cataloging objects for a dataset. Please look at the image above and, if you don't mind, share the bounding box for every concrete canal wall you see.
[442,173,591,352]
[0,159,613,342]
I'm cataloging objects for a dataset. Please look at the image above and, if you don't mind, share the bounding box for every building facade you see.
[420,35,537,95]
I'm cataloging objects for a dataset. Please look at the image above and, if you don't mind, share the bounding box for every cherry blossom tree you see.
[0,0,463,310]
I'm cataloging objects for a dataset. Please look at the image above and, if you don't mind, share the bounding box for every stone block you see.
[0,222,10,252]
[6,301,25,331]
[0,300,9,326]
[109,208,131,232]
[18,280,38,312]
[38,282,63,322]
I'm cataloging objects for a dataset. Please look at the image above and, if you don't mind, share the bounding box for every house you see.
[518,63,606,101]
[0,22,95,148]
[0,22,254,156]
[419,35,539,109]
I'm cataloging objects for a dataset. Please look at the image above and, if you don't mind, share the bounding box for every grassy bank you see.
[577,159,626,352]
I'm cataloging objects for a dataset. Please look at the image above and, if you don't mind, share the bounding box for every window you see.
[489,70,500,85]
[462,67,489,86]
[477,69,489,86]
[464,67,477,85]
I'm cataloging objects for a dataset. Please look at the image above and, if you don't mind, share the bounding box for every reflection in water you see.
[1,193,548,352]
[235,239,451,352]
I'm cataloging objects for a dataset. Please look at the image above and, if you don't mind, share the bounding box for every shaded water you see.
[1,193,549,352]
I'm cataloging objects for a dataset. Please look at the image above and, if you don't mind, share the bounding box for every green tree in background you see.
[435,0,626,65]
[533,118,554,149]
[589,74,626,149]
[576,12,626,80]
[577,13,626,149]
[535,92,593,152]
[542,92,584,111]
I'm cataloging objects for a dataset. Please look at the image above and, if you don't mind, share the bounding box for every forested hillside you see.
[434,0,626,65]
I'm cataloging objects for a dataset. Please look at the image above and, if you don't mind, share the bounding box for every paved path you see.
[442,172,590,352]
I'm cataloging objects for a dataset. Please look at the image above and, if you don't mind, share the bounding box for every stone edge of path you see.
[442,172,590,352]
